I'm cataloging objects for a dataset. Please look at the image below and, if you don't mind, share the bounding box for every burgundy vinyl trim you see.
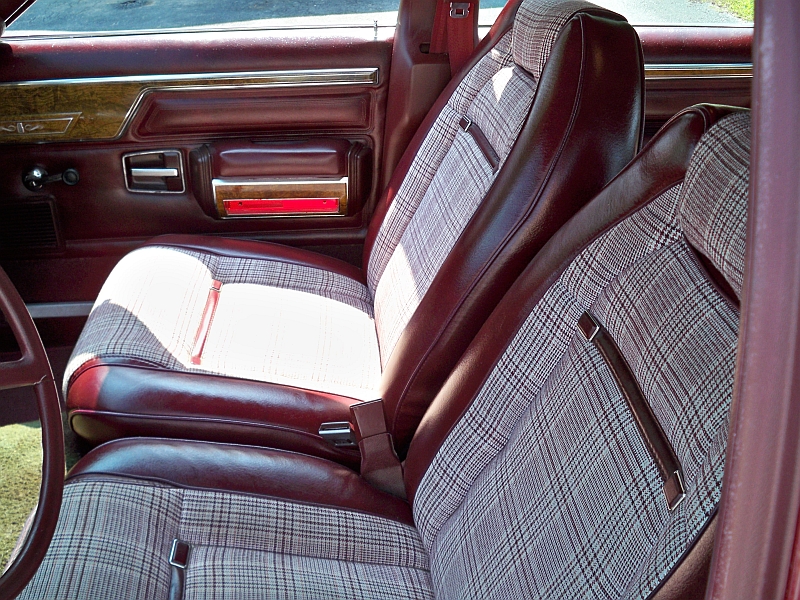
[707,1,800,598]
[67,438,413,525]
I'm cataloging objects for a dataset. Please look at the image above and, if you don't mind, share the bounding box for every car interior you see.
[1,0,798,598]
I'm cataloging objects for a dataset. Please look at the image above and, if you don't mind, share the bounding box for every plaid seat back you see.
[367,0,599,367]
[414,112,750,599]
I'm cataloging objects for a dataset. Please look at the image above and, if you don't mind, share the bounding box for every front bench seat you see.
[19,106,748,599]
[63,0,643,465]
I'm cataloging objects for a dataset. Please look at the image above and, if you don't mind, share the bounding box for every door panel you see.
[134,89,374,138]
[639,26,752,140]
[0,27,392,310]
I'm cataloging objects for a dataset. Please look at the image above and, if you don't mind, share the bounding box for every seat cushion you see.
[65,239,381,401]
[18,439,432,600]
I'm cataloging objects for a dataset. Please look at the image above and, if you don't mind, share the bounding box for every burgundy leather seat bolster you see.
[381,12,645,453]
[403,104,744,502]
[67,437,414,526]
[67,363,362,469]
[649,513,717,600]
[143,233,366,284]
[361,0,523,265]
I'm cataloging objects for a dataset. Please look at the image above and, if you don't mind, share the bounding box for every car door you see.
[0,0,453,325]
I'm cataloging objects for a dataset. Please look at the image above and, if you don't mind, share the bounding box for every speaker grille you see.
[0,200,60,254]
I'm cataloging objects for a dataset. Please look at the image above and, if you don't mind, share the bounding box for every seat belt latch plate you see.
[319,421,357,448]
[450,2,470,18]
[169,539,191,569]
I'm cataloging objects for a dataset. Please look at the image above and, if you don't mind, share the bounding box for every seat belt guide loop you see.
[450,2,470,18]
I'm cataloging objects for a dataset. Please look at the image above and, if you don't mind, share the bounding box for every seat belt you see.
[430,0,479,76]
[168,539,190,600]
[349,400,407,500]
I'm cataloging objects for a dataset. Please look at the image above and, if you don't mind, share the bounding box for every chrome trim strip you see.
[645,63,753,80]
[213,176,349,219]
[130,167,179,178]
[1,67,380,89]
[27,302,94,318]
[212,176,350,188]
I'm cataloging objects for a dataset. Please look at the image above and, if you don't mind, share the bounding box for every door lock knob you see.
[23,167,80,191]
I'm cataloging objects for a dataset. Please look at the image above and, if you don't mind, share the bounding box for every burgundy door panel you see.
[210,139,352,178]
[0,28,391,81]
[134,90,373,138]
[0,140,374,239]
[638,26,751,63]
[638,26,752,139]
[0,27,391,310]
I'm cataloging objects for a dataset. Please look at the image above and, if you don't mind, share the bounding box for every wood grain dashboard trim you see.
[0,68,379,144]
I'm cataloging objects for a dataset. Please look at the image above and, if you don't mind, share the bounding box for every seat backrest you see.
[364,0,644,453]
[404,106,749,598]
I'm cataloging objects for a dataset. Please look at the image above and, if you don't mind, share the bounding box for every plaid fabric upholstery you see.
[366,32,515,293]
[66,0,601,395]
[512,0,596,78]
[368,0,599,364]
[414,113,748,599]
[369,36,542,364]
[19,477,433,600]
[679,111,750,297]
[65,245,381,400]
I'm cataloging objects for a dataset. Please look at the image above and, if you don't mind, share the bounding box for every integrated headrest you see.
[679,111,750,299]
[512,0,601,78]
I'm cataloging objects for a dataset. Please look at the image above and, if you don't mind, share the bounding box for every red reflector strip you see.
[224,198,340,216]
[191,280,222,365]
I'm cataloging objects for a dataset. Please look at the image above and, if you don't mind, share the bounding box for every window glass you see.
[7,0,754,37]
[479,0,506,27]
[590,0,752,24]
[6,0,401,34]
[479,0,753,27]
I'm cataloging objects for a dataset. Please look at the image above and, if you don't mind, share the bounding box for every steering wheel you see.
[0,265,64,599]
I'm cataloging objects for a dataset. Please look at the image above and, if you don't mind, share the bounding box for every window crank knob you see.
[22,167,47,191]
[23,167,80,191]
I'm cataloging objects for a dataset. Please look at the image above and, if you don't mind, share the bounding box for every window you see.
[7,0,754,37]
[590,0,753,25]
[477,0,753,27]
[6,0,402,34]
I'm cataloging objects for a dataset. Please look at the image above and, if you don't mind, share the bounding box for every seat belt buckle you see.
[319,421,357,448]
[449,2,470,18]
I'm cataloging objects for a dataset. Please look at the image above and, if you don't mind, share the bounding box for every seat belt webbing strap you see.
[430,0,479,76]
[350,399,407,499]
